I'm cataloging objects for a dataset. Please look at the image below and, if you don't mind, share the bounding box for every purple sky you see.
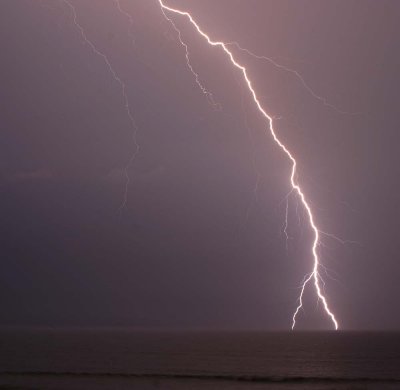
[1,0,399,330]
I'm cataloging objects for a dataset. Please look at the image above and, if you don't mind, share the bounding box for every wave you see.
[1,371,399,384]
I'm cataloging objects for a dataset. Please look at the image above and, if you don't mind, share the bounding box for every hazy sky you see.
[1,0,399,330]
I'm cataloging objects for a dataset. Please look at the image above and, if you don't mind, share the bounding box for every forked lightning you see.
[157,0,339,330]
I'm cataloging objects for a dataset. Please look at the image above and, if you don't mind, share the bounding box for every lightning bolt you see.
[62,0,139,211]
[158,0,339,330]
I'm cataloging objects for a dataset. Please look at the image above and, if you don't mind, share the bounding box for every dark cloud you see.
[12,168,55,181]
[0,0,399,330]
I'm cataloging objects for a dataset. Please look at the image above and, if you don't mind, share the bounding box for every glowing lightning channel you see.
[158,0,339,330]
[62,0,139,211]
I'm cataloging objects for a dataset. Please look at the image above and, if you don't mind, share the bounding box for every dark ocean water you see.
[0,330,399,389]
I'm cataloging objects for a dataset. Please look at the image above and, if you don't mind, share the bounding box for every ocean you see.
[0,330,399,389]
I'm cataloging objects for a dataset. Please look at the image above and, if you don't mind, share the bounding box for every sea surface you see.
[0,329,399,389]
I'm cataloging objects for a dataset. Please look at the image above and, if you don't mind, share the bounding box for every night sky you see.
[1,0,399,330]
